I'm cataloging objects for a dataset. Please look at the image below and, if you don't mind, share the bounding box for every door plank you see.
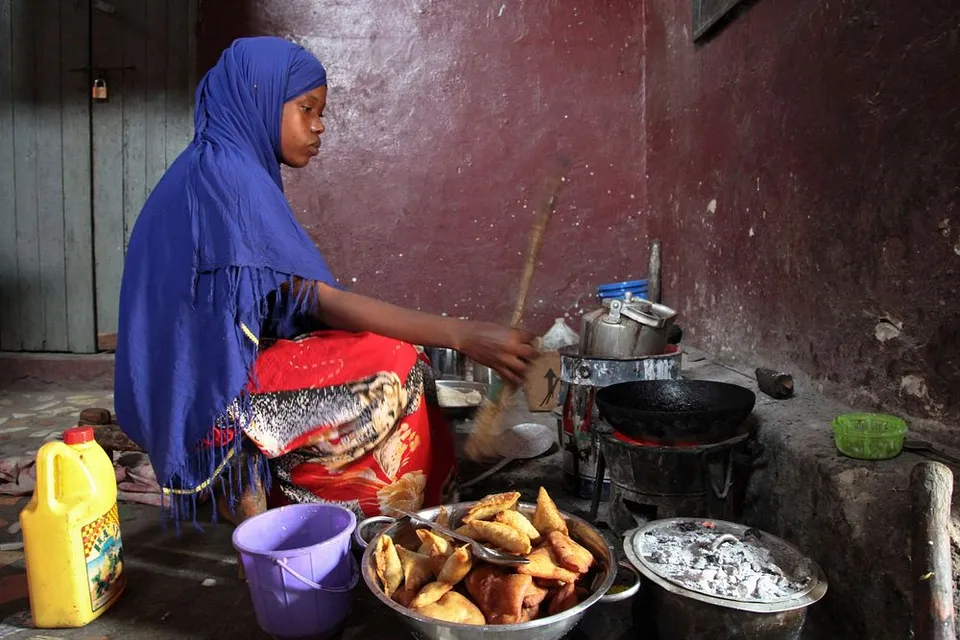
[122,0,147,253]
[165,0,191,165]
[11,0,43,350]
[144,0,167,194]
[61,0,96,353]
[0,0,19,350]
[91,1,126,337]
[36,0,68,351]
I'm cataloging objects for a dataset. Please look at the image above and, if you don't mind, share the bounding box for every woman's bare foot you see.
[217,481,267,526]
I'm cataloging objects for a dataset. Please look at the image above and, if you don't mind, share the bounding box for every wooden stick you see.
[464,159,570,462]
[911,460,956,640]
[648,239,661,304]
[509,170,566,329]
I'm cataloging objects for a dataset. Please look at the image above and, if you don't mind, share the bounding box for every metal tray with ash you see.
[587,379,760,535]
[623,518,828,640]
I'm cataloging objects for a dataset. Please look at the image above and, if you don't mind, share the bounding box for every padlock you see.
[92,77,108,101]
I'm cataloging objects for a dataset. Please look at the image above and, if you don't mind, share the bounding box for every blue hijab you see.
[115,37,338,511]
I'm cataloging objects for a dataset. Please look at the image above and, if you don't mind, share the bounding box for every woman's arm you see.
[304,281,537,384]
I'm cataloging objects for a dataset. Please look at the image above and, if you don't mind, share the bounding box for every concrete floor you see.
[2,348,948,639]
[0,384,638,639]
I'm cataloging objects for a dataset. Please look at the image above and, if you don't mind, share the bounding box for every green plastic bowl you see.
[832,413,907,460]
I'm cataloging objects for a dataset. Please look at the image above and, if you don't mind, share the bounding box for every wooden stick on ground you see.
[911,460,957,640]
[464,159,571,462]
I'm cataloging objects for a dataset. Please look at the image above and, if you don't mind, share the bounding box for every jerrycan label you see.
[82,503,125,611]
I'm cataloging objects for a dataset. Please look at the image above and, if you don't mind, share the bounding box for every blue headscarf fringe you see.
[161,266,325,532]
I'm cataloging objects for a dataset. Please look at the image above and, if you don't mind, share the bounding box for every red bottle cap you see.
[64,426,94,445]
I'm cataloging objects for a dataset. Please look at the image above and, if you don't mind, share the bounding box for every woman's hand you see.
[310,284,538,383]
[452,321,538,385]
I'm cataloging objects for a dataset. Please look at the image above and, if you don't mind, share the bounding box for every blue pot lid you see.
[597,286,648,295]
[599,292,647,299]
[597,279,648,291]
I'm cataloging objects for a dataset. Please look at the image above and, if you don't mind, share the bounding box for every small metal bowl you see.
[435,380,488,420]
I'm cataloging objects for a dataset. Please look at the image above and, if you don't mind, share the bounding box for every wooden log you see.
[911,461,957,640]
[78,407,112,425]
[92,424,145,454]
[755,368,794,399]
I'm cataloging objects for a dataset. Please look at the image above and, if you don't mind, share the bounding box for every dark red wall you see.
[198,0,648,329]
[644,0,960,424]
[198,0,960,425]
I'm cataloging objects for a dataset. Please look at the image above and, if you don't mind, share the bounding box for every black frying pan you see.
[595,379,756,444]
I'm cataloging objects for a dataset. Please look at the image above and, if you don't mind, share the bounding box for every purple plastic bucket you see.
[232,504,359,639]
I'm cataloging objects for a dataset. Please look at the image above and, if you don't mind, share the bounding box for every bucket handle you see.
[275,554,360,593]
[598,561,642,604]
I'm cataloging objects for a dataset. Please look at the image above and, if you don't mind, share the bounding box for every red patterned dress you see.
[225,331,457,518]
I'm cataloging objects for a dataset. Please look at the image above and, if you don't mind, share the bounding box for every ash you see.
[640,524,811,602]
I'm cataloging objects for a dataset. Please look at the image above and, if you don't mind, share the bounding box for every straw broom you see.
[464,160,571,462]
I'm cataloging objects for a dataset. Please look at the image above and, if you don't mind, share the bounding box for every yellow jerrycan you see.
[19,426,126,628]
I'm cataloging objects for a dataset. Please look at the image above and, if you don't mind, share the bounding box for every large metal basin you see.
[355,501,638,640]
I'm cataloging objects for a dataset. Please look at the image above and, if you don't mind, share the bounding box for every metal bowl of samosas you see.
[354,491,640,640]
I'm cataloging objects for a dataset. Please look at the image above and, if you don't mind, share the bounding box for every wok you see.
[595,379,756,444]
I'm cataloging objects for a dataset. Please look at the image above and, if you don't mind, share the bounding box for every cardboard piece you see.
[523,351,562,412]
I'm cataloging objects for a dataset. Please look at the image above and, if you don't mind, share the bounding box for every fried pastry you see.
[435,506,451,528]
[496,509,542,545]
[437,545,473,585]
[516,544,579,583]
[462,491,521,523]
[465,565,534,624]
[416,529,453,575]
[469,520,533,555]
[396,546,433,592]
[546,530,595,574]
[533,486,568,537]
[522,579,549,609]
[547,582,580,616]
[375,534,404,597]
[409,581,453,608]
[414,591,486,625]
[392,583,418,608]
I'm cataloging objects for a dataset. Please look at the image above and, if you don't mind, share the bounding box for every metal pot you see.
[355,501,640,640]
[469,362,498,385]
[623,518,828,640]
[423,347,466,379]
[580,294,678,359]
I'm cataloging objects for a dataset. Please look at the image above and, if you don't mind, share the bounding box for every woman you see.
[114,37,535,524]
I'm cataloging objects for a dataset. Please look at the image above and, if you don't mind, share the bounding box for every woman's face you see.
[280,85,327,168]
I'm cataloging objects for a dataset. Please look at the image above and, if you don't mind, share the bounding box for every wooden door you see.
[0,0,196,353]
[91,0,197,344]
[0,0,95,352]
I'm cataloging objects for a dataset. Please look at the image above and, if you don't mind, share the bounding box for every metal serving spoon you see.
[388,507,530,567]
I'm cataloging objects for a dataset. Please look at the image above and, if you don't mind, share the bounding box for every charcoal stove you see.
[589,420,758,536]
[557,346,683,500]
